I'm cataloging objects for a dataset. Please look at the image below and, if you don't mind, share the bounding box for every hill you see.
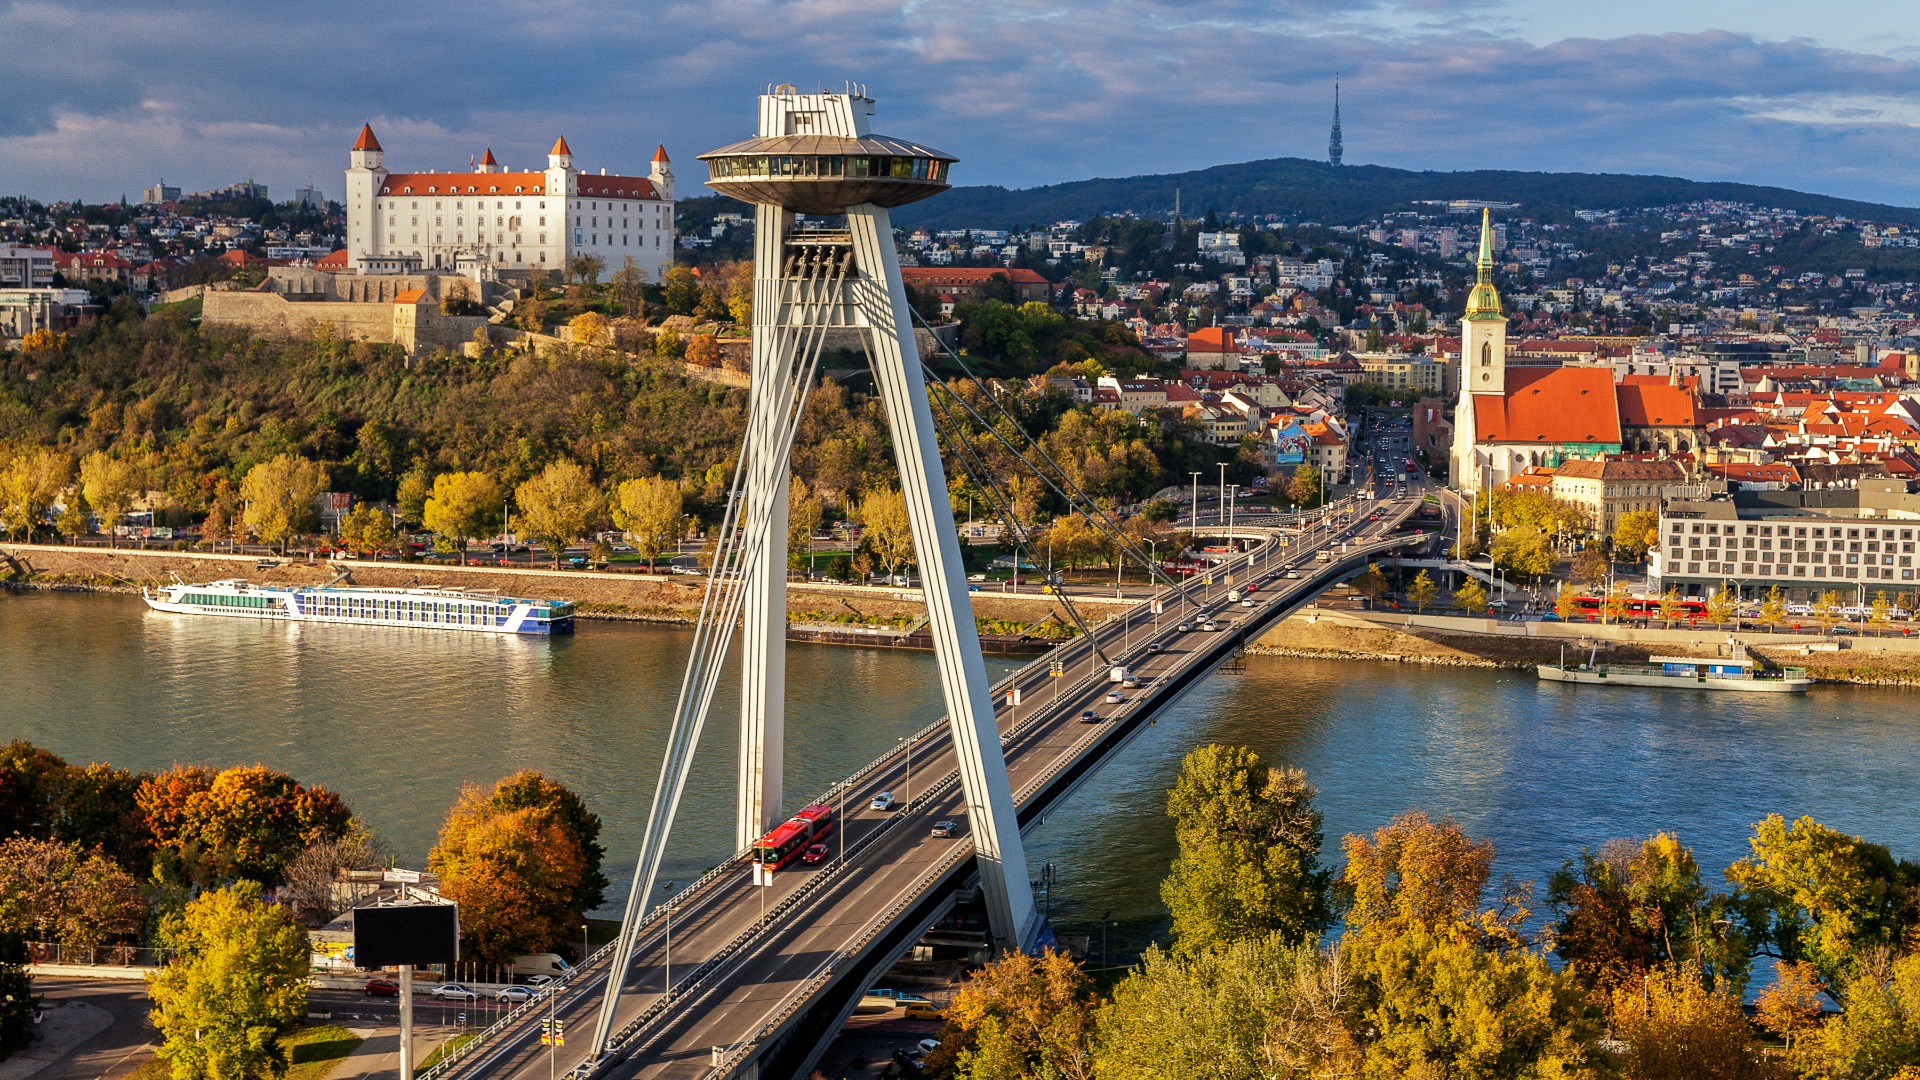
[887,157,1920,230]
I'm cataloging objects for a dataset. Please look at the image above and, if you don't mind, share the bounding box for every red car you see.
[364,978,399,997]
[801,842,830,864]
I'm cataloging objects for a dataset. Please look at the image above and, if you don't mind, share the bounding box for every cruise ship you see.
[142,579,575,635]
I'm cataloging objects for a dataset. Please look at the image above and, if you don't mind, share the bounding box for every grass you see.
[417,1033,481,1072]
[125,1024,362,1080]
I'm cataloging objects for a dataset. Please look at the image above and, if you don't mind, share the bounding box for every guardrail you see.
[27,942,169,967]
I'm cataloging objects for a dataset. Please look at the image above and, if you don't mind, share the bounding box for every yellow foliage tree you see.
[1610,964,1774,1079]
[422,471,503,565]
[857,484,915,579]
[0,448,72,541]
[514,460,603,568]
[239,454,326,554]
[79,451,141,548]
[610,475,684,571]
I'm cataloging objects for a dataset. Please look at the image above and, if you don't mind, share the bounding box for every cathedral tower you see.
[1452,207,1507,491]
[1328,79,1343,167]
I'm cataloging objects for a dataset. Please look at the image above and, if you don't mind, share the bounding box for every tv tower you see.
[1329,78,1344,167]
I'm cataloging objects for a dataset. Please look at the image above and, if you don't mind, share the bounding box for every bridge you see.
[420,488,1432,1080]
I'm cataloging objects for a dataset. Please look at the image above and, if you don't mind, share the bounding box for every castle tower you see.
[1328,79,1343,167]
[1452,207,1508,492]
[648,144,674,202]
[476,147,498,174]
[344,124,386,271]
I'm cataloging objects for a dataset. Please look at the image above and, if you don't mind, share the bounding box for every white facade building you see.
[344,125,675,279]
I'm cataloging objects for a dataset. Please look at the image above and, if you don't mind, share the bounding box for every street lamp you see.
[658,881,676,995]
[1189,471,1202,534]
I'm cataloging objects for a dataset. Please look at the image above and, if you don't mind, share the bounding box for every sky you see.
[4,0,1920,208]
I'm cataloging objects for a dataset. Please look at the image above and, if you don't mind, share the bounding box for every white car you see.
[870,791,896,811]
[1105,691,1124,704]
[431,983,479,1001]
[498,985,534,1004]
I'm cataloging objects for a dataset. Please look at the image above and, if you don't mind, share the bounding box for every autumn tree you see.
[428,775,595,963]
[1798,951,1920,1076]
[395,467,431,527]
[80,451,141,548]
[336,503,395,557]
[1813,590,1844,629]
[1286,463,1322,509]
[1407,569,1437,613]
[1556,581,1582,620]
[858,484,916,579]
[1612,508,1661,562]
[661,266,701,315]
[1349,563,1388,600]
[1572,547,1611,589]
[1161,745,1333,957]
[148,881,309,1080]
[1453,577,1489,614]
[422,471,503,565]
[279,830,384,928]
[1872,590,1894,627]
[1490,526,1555,580]
[138,765,355,888]
[1658,586,1686,624]
[1727,813,1920,989]
[0,837,147,946]
[0,934,33,1059]
[610,475,684,571]
[925,949,1095,1080]
[609,256,647,320]
[568,311,611,348]
[0,448,72,541]
[1610,964,1776,1080]
[1707,584,1739,625]
[515,459,604,567]
[1754,959,1825,1053]
[240,454,327,554]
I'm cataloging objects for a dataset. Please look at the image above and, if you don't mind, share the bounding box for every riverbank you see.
[1255,605,1920,686]
[0,542,1123,638]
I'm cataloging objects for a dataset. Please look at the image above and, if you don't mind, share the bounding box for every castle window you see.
[1481,342,1491,366]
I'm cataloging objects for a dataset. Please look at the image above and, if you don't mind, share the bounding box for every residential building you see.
[899,267,1048,302]
[1549,457,1687,535]
[1651,480,1920,599]
[140,181,181,205]
[345,125,676,279]
[1355,351,1445,396]
[0,246,55,288]
[0,289,92,339]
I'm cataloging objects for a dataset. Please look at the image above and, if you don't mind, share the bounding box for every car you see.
[903,1002,945,1021]
[1176,621,1193,632]
[1201,621,1219,632]
[870,791,896,811]
[930,820,958,837]
[1146,642,1163,654]
[498,985,534,1004]
[919,1038,942,1054]
[1240,599,1256,608]
[1286,571,1301,579]
[1079,709,1100,723]
[364,978,399,997]
[1105,691,1124,703]
[526,974,556,988]
[1832,625,1858,635]
[802,842,830,864]
[431,983,479,1001]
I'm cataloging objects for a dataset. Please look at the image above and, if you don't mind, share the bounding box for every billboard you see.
[353,903,459,969]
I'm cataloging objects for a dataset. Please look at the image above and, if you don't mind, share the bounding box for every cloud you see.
[3,1,1919,208]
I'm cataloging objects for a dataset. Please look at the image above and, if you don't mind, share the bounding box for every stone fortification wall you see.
[202,291,399,342]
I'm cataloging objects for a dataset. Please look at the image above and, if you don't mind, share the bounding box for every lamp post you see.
[1190,471,1202,534]
[659,882,676,995]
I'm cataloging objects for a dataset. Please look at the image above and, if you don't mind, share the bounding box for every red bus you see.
[1568,595,1708,619]
[752,804,835,873]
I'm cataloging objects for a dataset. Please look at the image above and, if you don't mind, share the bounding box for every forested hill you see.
[887,157,1920,229]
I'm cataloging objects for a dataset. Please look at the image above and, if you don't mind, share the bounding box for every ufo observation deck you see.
[698,133,956,215]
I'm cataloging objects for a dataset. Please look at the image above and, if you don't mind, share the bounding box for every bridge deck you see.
[438,492,1431,1080]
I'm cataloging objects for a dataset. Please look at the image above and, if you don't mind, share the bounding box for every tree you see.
[239,455,326,554]
[1285,463,1322,509]
[395,467,431,528]
[1490,526,1554,580]
[1603,581,1631,624]
[1093,937,1358,1079]
[1556,582,1581,621]
[56,489,90,541]
[1872,590,1894,627]
[1727,813,1920,989]
[475,771,607,915]
[926,949,1094,1080]
[568,311,611,347]
[1407,570,1437,613]
[661,266,701,316]
[718,260,754,324]
[1161,746,1333,957]
[514,460,603,568]
[80,451,141,548]
[1658,586,1685,625]
[0,933,36,1060]
[0,449,71,541]
[138,765,355,889]
[1813,590,1844,630]
[565,254,603,286]
[1707,584,1738,625]
[1610,964,1775,1080]
[1755,959,1825,1053]
[1801,951,1920,1077]
[335,504,395,557]
[610,256,648,320]
[279,830,383,928]
[610,476,684,572]
[0,837,147,946]
[1612,508,1661,562]
[787,474,824,571]
[1759,585,1789,628]
[428,778,591,964]
[422,471,503,565]
[1453,578,1489,614]
[147,881,308,1080]
[1350,563,1388,600]
[1572,547,1610,589]
[857,485,915,579]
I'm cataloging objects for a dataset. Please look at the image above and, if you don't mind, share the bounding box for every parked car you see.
[431,983,479,1001]
[870,791,896,811]
[930,820,958,838]
[364,978,399,997]
[497,985,534,1004]
[802,842,830,864]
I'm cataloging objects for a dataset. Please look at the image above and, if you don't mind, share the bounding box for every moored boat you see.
[141,578,574,635]
[1536,641,1809,693]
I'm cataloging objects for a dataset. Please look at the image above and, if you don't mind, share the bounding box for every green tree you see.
[1453,578,1489,614]
[0,933,36,1060]
[609,476,684,572]
[422,471,503,565]
[1093,937,1358,1079]
[1161,746,1333,957]
[661,265,701,315]
[79,451,141,549]
[427,778,591,964]
[514,460,603,568]
[147,881,309,1080]
[1490,526,1555,580]
[925,949,1094,1080]
[1801,951,1920,1078]
[1727,814,1920,989]
[239,455,326,554]
[857,484,915,579]
[395,467,431,528]
[1286,463,1322,509]
[1612,508,1661,562]
[1407,569,1437,613]
[0,448,72,541]
[335,504,395,557]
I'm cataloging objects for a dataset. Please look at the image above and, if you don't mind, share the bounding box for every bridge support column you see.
[849,205,1041,954]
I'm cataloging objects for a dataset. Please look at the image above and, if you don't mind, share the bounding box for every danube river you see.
[6,589,1920,954]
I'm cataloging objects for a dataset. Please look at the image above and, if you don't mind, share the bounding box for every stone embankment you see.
[0,543,1122,633]
[1255,606,1920,686]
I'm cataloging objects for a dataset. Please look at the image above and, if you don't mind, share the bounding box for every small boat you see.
[1537,641,1810,693]
[142,577,575,635]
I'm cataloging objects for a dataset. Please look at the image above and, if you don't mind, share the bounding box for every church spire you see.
[1465,207,1503,320]
[1328,78,1343,167]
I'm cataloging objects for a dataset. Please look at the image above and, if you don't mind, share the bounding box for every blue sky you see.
[4,0,1919,207]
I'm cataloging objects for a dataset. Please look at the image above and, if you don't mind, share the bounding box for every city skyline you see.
[5,0,1920,207]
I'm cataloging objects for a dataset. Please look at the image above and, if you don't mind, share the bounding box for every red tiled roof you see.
[380,172,550,196]
[577,176,659,199]
[353,124,382,152]
[652,144,670,163]
[393,289,426,305]
[551,136,573,156]
[1473,366,1622,445]
[1615,382,1699,427]
[480,147,498,166]
[1187,326,1241,353]
[899,267,1047,287]
[314,250,349,270]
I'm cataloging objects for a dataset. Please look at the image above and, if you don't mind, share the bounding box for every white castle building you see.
[343,125,676,278]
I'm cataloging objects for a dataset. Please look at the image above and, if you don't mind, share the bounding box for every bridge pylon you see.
[588,85,1041,1061]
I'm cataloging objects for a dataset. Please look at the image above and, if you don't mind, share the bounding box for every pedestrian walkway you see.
[0,1002,114,1080]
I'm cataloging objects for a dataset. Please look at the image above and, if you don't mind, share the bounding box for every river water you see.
[6,589,1919,955]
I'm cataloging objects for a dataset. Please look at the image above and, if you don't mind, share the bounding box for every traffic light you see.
[540,1018,566,1046]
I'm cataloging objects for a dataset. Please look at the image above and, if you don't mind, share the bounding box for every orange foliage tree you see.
[428,773,596,963]
[137,764,354,887]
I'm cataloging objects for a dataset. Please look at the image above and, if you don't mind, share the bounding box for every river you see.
[6,589,1919,956]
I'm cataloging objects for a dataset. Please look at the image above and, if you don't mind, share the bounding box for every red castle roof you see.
[353,124,382,152]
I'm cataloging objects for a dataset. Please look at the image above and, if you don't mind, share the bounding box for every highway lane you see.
[447,494,1426,1080]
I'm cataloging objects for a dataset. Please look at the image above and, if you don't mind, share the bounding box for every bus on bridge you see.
[751,805,836,874]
